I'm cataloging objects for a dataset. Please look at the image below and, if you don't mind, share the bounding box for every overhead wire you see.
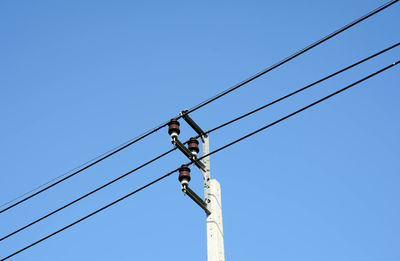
[0,147,177,242]
[204,42,400,135]
[2,59,398,261]
[0,123,169,210]
[1,42,398,242]
[0,168,178,261]
[0,122,169,214]
[182,0,400,116]
[2,0,396,213]
[199,60,399,160]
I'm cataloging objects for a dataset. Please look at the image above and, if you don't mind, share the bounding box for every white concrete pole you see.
[202,136,225,261]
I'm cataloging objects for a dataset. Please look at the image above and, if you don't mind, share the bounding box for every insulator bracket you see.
[182,184,211,215]
[180,110,207,141]
[173,138,206,171]
[173,138,193,158]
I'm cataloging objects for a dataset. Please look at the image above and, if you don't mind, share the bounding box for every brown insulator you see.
[178,164,191,182]
[168,118,180,136]
[187,137,200,153]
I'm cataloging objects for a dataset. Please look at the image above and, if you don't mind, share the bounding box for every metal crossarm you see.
[173,138,206,171]
[182,185,211,215]
[181,110,207,141]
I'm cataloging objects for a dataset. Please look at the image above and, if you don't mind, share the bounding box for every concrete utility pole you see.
[168,112,225,261]
[202,136,225,261]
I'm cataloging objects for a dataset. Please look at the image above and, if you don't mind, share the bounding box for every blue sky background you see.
[0,0,399,260]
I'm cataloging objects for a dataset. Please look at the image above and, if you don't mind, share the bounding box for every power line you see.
[199,60,399,161]
[183,0,399,116]
[3,60,398,261]
[2,42,397,242]
[204,42,400,135]
[0,123,168,210]
[0,168,178,261]
[0,122,169,214]
[2,0,396,213]
[0,148,176,242]
[2,42,397,241]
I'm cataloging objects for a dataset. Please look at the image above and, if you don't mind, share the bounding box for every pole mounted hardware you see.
[180,110,207,142]
[187,138,200,157]
[178,165,211,215]
[170,113,225,261]
[183,186,211,216]
[167,119,206,171]
[169,117,210,215]
[167,118,180,142]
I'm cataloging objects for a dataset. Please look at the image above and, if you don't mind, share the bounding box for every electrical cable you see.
[204,42,400,135]
[2,59,398,261]
[0,168,178,261]
[199,60,399,161]
[0,124,170,209]
[0,148,177,242]
[2,0,396,213]
[182,0,399,116]
[1,42,398,241]
[0,122,170,214]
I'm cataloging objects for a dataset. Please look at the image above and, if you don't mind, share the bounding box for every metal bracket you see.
[182,184,211,215]
[173,138,193,159]
[180,110,207,142]
[172,137,206,171]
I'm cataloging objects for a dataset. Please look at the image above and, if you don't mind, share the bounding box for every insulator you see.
[178,164,191,182]
[168,118,180,136]
[188,137,200,154]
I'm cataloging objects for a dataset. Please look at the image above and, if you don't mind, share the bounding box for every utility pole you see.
[168,111,225,261]
[202,136,225,261]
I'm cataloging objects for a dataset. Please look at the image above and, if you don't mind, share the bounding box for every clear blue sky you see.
[0,0,399,260]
